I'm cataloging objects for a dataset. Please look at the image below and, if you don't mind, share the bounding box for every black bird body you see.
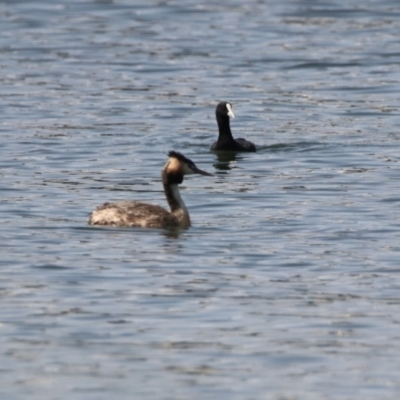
[210,102,256,152]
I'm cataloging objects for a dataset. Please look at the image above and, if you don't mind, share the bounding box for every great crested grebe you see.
[211,101,256,152]
[88,151,213,229]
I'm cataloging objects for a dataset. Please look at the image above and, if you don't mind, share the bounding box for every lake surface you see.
[1,0,400,399]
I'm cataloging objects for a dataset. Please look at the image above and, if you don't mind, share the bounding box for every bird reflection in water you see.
[213,151,244,171]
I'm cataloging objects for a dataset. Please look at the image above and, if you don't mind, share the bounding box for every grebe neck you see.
[164,183,191,226]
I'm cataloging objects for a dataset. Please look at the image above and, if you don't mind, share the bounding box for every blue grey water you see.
[1,0,400,399]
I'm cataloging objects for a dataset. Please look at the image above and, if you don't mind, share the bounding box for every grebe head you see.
[216,101,235,119]
[162,151,213,186]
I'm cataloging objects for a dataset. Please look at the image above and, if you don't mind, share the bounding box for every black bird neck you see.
[217,114,234,142]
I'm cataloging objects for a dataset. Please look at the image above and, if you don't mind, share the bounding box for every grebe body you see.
[88,151,212,229]
[210,101,256,152]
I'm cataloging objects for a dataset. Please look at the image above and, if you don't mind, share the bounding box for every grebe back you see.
[88,151,213,229]
[210,101,256,152]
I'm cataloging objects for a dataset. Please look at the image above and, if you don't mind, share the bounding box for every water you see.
[1,0,400,398]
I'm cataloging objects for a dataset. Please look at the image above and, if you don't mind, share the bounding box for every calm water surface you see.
[1,1,400,399]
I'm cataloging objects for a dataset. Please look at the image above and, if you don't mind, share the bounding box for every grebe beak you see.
[193,166,213,177]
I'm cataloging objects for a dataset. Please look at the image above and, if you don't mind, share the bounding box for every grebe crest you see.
[210,101,256,152]
[88,151,213,229]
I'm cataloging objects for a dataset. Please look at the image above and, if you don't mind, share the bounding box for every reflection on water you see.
[2,0,400,399]
[212,151,241,171]
[160,228,185,241]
